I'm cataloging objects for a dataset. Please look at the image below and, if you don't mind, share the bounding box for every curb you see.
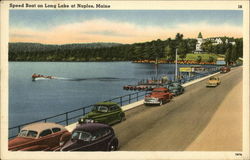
[66,70,224,131]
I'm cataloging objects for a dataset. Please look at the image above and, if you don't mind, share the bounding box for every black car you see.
[60,123,118,151]
[164,82,184,96]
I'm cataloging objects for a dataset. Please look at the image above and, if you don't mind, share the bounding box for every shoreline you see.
[8,60,219,65]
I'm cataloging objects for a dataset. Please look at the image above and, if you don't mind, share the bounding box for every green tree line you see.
[9,33,242,63]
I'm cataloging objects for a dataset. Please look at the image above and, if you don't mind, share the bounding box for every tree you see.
[175,33,184,42]
[196,56,202,63]
[186,39,197,53]
[235,38,243,58]
[164,45,175,60]
[208,56,215,63]
[231,46,238,62]
[178,41,188,60]
[225,48,232,65]
[201,40,213,53]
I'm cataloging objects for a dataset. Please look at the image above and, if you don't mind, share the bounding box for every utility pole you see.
[155,57,158,81]
[175,49,178,81]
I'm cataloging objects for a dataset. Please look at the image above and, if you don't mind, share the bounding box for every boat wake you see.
[51,77,122,81]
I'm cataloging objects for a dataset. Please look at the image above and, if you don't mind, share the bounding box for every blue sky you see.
[9,10,243,44]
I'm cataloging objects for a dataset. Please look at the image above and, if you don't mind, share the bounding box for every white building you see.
[194,33,236,53]
[195,32,203,53]
[208,37,235,45]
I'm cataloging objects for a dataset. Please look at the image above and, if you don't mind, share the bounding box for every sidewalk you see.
[185,80,242,151]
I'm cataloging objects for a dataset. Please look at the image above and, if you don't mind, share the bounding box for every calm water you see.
[9,62,183,127]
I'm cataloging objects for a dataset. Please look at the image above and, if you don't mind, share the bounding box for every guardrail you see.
[9,91,147,139]
[178,67,221,84]
[8,66,222,139]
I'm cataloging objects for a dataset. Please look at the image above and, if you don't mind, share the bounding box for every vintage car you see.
[206,76,221,87]
[220,66,230,73]
[8,122,71,151]
[78,102,125,125]
[164,82,184,96]
[144,87,173,106]
[60,123,118,151]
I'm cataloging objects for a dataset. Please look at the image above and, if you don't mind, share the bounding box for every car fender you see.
[19,145,50,151]
[59,132,71,145]
[120,111,125,118]
[107,137,118,151]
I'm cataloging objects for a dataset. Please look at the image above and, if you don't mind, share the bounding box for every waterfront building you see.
[194,33,236,53]
[195,32,203,53]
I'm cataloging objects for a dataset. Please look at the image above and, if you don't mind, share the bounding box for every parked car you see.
[164,82,184,96]
[206,76,221,87]
[8,122,71,151]
[60,123,118,151]
[78,102,125,125]
[220,66,230,73]
[144,87,173,106]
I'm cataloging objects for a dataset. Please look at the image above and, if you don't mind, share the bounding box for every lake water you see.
[9,62,215,128]
[9,62,176,127]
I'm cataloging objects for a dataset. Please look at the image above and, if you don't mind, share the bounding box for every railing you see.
[8,66,222,139]
[8,91,147,139]
[178,66,221,84]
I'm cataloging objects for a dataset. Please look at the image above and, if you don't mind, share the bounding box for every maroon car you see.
[9,122,71,151]
[60,123,118,151]
[220,66,230,73]
[144,87,173,106]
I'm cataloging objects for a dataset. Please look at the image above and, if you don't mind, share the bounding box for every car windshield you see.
[92,105,108,112]
[71,131,92,141]
[168,86,175,90]
[18,130,38,138]
[172,83,179,87]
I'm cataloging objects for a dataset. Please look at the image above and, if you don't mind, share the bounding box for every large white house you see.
[194,32,236,53]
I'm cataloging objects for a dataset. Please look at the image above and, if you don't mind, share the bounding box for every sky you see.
[9,10,243,44]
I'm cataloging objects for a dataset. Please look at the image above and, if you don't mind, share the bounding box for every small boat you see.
[32,73,54,81]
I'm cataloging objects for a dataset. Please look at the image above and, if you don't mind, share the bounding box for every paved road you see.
[186,79,242,151]
[113,67,242,151]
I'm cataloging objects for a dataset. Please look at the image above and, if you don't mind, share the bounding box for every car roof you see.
[95,101,118,106]
[21,122,66,133]
[74,123,111,133]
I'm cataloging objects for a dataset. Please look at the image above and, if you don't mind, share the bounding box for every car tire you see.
[159,100,163,106]
[119,114,126,122]
[108,141,117,151]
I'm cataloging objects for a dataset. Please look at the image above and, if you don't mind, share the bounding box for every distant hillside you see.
[9,42,123,52]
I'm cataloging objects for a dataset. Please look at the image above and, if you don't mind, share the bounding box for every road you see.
[113,67,242,151]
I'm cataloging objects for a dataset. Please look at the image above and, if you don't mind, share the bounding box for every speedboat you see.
[32,74,54,81]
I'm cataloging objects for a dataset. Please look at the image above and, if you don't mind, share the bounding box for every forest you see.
[9,33,243,64]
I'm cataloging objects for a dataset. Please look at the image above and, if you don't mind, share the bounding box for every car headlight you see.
[85,119,94,123]
[60,141,65,146]
[79,118,85,123]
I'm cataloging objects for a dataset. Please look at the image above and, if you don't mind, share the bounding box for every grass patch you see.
[178,53,224,62]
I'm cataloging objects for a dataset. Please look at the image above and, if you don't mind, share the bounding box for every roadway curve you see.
[113,66,242,151]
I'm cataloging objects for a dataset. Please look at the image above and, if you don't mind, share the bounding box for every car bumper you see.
[144,100,160,105]
[206,84,217,87]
